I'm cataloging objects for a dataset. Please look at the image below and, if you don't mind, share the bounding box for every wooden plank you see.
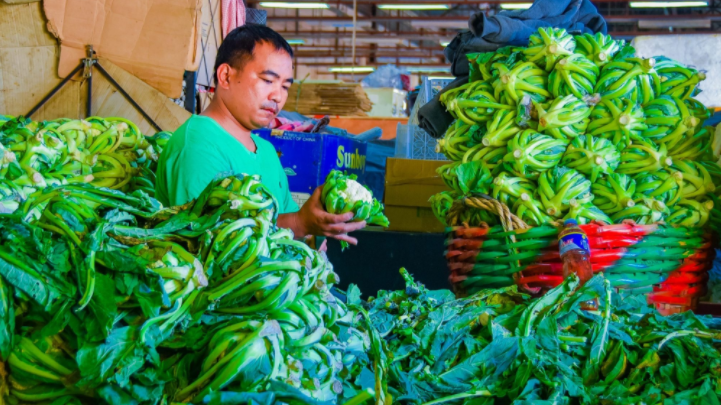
[92,58,190,134]
[330,116,408,139]
[283,81,373,117]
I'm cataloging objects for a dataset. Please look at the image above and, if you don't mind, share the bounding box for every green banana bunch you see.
[491,171,536,207]
[561,135,620,182]
[548,54,600,99]
[671,160,716,199]
[513,191,552,226]
[437,121,485,161]
[611,197,669,225]
[667,126,713,161]
[617,141,673,175]
[537,95,591,139]
[655,56,706,100]
[523,27,576,71]
[574,33,624,67]
[642,96,703,150]
[595,57,661,106]
[667,198,714,227]
[634,169,684,207]
[587,99,647,148]
[481,109,523,147]
[491,61,551,105]
[538,166,593,217]
[444,81,513,125]
[437,160,492,195]
[564,199,612,225]
[591,173,636,214]
[502,130,567,179]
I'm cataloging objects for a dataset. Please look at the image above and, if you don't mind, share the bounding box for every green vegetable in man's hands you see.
[321,170,389,249]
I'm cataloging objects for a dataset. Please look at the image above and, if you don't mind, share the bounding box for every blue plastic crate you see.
[394,123,448,161]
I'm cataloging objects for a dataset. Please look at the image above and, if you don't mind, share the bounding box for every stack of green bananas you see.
[432,26,719,229]
[0,116,160,213]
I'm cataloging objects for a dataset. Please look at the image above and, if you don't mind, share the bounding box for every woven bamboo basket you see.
[444,194,715,314]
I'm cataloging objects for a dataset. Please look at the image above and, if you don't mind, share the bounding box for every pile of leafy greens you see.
[363,270,721,404]
[1,171,721,405]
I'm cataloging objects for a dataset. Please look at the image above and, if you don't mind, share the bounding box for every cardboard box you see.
[43,0,198,98]
[0,2,190,131]
[385,206,445,233]
[364,88,408,118]
[254,129,368,204]
[384,158,448,233]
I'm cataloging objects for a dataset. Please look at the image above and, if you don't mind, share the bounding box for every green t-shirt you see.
[155,115,299,213]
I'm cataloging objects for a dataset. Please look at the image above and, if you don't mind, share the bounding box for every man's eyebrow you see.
[260,70,293,84]
[260,70,280,79]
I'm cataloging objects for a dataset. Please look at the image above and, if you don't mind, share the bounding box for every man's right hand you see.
[279,186,367,245]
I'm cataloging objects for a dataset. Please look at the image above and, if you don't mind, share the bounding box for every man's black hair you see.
[213,24,294,83]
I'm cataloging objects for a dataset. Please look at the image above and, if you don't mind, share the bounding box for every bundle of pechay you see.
[0,116,170,213]
[432,28,721,231]
[363,269,721,404]
[1,171,721,403]
[0,174,386,405]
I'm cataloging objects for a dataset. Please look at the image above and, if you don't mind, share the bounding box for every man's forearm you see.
[277,212,307,239]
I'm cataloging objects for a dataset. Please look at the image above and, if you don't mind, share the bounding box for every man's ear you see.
[216,64,233,89]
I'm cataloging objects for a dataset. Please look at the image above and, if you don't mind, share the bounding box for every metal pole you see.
[86,72,93,118]
[84,45,95,118]
[26,63,84,118]
[183,70,197,114]
[94,62,163,132]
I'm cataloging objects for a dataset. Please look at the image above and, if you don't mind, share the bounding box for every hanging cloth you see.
[222,0,246,38]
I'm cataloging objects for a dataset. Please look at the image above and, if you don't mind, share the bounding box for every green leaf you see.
[76,326,140,388]
[85,272,118,340]
[346,284,362,306]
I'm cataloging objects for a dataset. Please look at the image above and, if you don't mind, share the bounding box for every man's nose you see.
[269,85,283,103]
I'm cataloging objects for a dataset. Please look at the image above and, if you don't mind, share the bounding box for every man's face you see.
[221,42,293,130]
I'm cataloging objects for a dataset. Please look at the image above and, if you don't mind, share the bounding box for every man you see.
[156,25,366,245]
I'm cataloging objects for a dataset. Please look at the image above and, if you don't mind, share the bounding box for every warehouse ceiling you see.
[247,0,721,79]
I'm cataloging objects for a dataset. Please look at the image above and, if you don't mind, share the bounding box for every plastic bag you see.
[361,65,409,90]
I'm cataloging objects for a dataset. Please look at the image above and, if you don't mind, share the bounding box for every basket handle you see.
[446,193,531,233]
